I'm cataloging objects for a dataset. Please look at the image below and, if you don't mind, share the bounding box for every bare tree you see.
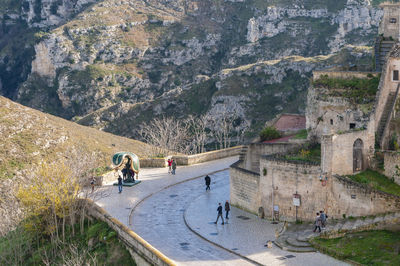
[186,114,210,154]
[139,116,191,155]
[211,105,236,149]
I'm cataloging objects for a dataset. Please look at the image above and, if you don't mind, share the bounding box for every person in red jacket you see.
[167,158,172,174]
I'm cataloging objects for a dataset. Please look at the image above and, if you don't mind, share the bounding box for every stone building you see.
[230,5,400,222]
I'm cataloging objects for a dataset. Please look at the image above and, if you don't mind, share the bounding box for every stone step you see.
[286,237,312,247]
[274,236,316,253]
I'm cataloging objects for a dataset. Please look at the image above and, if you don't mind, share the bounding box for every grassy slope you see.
[0,96,153,180]
[346,169,400,197]
[313,230,400,265]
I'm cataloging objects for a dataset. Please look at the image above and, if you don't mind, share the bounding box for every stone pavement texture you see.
[184,173,346,265]
[96,157,347,265]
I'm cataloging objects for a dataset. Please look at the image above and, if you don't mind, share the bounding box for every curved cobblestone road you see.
[130,170,253,266]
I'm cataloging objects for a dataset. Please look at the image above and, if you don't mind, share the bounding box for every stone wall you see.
[140,158,168,168]
[86,200,175,266]
[384,151,400,185]
[173,146,243,166]
[259,156,322,222]
[321,129,375,176]
[230,161,260,215]
[243,142,300,172]
[379,3,400,40]
[258,157,400,222]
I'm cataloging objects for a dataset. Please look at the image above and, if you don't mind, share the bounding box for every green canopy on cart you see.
[112,152,140,174]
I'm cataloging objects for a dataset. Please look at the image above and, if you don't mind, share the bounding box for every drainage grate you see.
[231,248,239,251]
[169,194,178,198]
[210,233,218,236]
[285,255,296,259]
[236,215,250,220]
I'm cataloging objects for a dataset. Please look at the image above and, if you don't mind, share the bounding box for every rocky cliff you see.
[0,0,385,139]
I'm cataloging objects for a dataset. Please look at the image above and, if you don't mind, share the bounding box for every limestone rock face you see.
[0,0,384,137]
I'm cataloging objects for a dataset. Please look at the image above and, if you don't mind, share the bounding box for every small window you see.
[330,119,333,125]
[394,70,399,81]
[350,123,356,129]
[390,18,397,23]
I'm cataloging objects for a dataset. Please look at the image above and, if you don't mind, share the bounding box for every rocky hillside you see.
[0,0,386,139]
[0,96,152,235]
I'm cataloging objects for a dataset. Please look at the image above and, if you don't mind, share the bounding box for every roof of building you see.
[272,113,306,132]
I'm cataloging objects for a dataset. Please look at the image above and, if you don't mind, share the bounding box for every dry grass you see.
[0,96,153,180]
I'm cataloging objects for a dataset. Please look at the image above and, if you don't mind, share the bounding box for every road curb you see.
[128,167,230,226]
[183,195,264,266]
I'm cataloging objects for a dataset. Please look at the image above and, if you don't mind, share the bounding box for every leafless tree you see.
[139,116,191,155]
[186,114,210,154]
[211,105,236,149]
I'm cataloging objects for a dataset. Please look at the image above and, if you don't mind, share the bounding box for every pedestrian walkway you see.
[95,156,238,226]
[184,172,347,266]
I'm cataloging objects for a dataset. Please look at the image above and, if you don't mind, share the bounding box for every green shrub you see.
[259,126,281,141]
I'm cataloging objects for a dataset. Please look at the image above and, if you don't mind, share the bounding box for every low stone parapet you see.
[86,199,175,266]
[140,158,168,168]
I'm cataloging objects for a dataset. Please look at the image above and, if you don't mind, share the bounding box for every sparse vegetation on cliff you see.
[313,75,380,104]
[259,126,282,141]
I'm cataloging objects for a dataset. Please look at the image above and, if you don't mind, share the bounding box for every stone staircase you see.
[375,38,395,72]
[238,145,248,161]
[274,212,400,253]
[376,92,396,147]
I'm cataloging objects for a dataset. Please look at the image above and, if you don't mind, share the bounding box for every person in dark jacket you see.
[171,159,177,175]
[205,175,211,191]
[118,175,123,193]
[214,203,224,224]
[225,200,230,219]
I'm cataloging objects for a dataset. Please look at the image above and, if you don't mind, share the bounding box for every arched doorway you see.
[353,139,363,172]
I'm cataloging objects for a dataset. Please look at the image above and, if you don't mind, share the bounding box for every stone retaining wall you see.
[384,151,400,185]
[139,146,243,168]
[86,200,175,266]
[230,161,260,215]
[173,146,243,166]
[257,156,400,221]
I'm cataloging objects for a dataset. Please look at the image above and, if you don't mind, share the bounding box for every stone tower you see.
[379,2,400,41]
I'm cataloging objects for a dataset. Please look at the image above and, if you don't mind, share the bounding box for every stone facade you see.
[379,2,400,41]
[321,129,375,176]
[306,71,376,141]
[258,157,400,221]
[384,151,400,185]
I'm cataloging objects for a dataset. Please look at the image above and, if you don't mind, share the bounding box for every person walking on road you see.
[225,200,230,219]
[90,177,96,193]
[205,175,211,191]
[320,210,327,229]
[167,158,172,174]
[214,203,224,225]
[118,175,123,193]
[171,159,177,175]
[313,212,322,233]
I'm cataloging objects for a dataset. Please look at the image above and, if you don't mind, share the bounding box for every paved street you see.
[131,171,251,265]
[96,157,346,265]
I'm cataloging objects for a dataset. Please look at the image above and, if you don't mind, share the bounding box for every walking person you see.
[118,175,123,193]
[313,212,322,233]
[205,175,211,191]
[225,200,230,219]
[167,158,172,174]
[320,210,327,229]
[171,159,177,175]
[214,203,224,225]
